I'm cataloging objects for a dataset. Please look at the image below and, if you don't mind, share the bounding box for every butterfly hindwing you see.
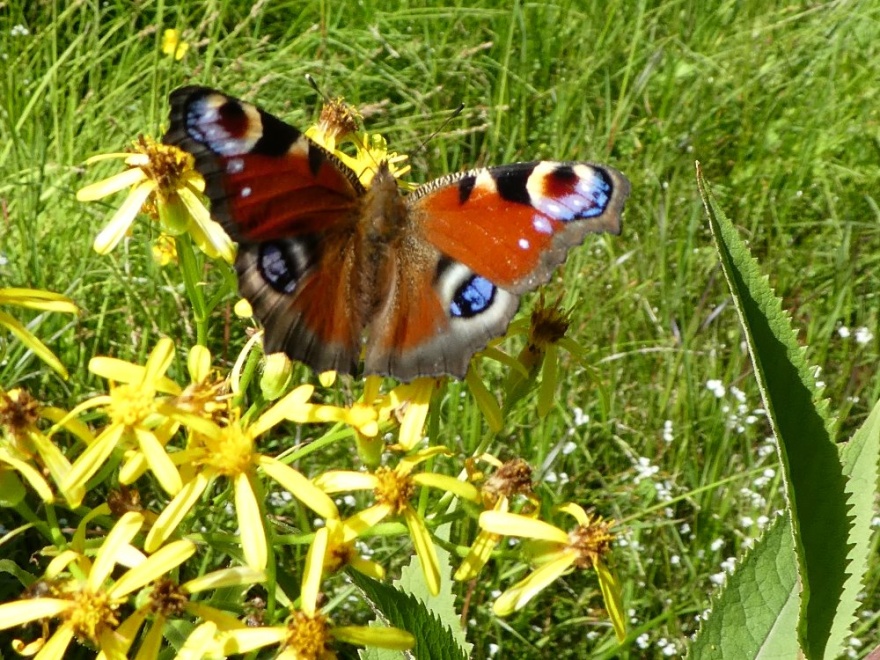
[364,237,520,380]
[410,161,629,294]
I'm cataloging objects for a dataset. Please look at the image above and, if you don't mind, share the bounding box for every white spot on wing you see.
[518,238,530,249]
[227,158,244,173]
[532,216,553,234]
[473,169,497,195]
[241,186,252,198]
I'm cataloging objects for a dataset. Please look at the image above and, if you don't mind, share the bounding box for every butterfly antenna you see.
[305,73,331,103]
[412,102,465,155]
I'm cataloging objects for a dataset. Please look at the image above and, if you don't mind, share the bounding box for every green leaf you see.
[349,570,468,660]
[831,395,880,655]
[689,513,800,659]
[0,470,26,507]
[696,164,851,658]
[394,522,470,654]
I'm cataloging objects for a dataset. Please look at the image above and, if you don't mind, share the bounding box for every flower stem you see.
[176,236,208,346]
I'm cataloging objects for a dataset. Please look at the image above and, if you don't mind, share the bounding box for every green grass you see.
[2,1,879,658]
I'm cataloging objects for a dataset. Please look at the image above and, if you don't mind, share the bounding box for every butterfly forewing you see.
[409,161,629,294]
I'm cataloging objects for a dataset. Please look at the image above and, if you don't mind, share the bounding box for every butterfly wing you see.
[364,161,629,379]
[164,86,367,373]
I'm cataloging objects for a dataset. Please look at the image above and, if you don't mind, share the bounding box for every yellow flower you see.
[314,446,479,595]
[0,387,89,504]
[305,97,411,189]
[214,520,414,658]
[77,135,234,262]
[479,502,626,640]
[145,385,338,570]
[161,28,189,60]
[0,287,77,378]
[0,512,193,658]
[60,338,183,504]
[454,456,538,581]
[107,564,266,660]
[315,516,385,580]
[151,232,178,265]
[504,294,586,417]
[260,352,293,401]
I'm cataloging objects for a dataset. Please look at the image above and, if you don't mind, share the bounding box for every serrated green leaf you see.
[830,396,880,656]
[689,513,800,659]
[696,164,851,659]
[349,570,468,660]
[395,522,471,656]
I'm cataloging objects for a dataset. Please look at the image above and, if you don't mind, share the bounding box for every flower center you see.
[108,384,155,429]
[63,588,120,643]
[568,518,615,569]
[374,467,415,514]
[286,610,332,659]
[149,579,189,617]
[0,388,40,448]
[198,424,253,476]
[135,136,193,196]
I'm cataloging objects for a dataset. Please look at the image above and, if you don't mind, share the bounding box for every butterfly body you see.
[165,86,630,381]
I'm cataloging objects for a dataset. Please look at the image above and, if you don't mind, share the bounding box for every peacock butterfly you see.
[164,86,630,381]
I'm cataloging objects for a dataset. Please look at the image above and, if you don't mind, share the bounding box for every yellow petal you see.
[143,337,175,386]
[89,512,144,590]
[0,310,69,379]
[0,288,77,314]
[187,345,212,383]
[145,472,209,552]
[175,621,219,660]
[134,427,182,495]
[595,558,626,642]
[77,166,147,201]
[556,502,590,526]
[235,473,267,570]
[0,599,71,630]
[33,624,75,659]
[344,503,393,535]
[216,627,288,656]
[349,556,386,579]
[182,567,266,594]
[413,473,479,502]
[0,451,54,502]
[301,526,328,616]
[453,530,499,582]
[109,540,195,598]
[257,456,338,519]
[331,625,415,650]
[251,384,315,435]
[179,186,235,263]
[62,424,125,497]
[493,552,577,615]
[478,511,569,544]
[313,470,377,493]
[403,506,440,596]
[93,181,155,254]
[88,357,181,394]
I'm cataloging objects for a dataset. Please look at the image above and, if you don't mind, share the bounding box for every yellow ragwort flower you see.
[213,520,414,659]
[77,135,234,262]
[0,387,90,504]
[478,502,626,640]
[0,287,77,378]
[145,384,338,570]
[0,512,192,659]
[455,456,538,581]
[60,338,183,504]
[314,446,479,595]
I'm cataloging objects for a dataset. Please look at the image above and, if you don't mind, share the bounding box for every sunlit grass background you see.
[2,0,879,657]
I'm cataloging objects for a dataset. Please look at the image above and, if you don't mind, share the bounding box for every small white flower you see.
[706,379,726,397]
[710,538,725,552]
[838,326,851,339]
[11,24,30,36]
[662,419,674,443]
[855,326,874,345]
[573,406,589,426]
